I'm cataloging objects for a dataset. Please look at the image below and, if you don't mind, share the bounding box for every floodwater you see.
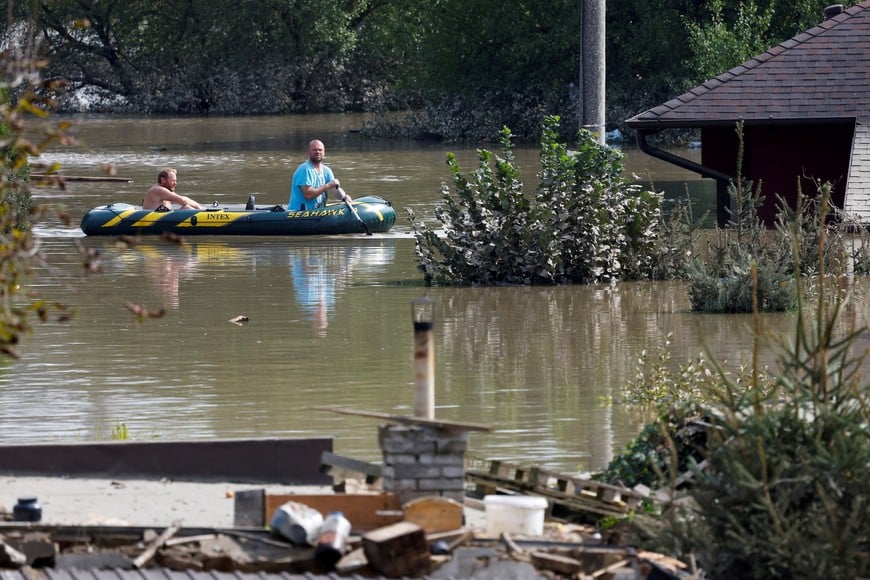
[0,113,866,475]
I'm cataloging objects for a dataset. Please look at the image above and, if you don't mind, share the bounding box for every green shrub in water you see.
[686,122,796,313]
[408,116,675,285]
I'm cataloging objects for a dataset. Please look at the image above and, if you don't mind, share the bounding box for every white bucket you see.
[484,495,548,536]
[269,501,324,546]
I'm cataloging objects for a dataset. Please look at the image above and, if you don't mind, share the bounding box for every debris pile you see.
[1,500,696,578]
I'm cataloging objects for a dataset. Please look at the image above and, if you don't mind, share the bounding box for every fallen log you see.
[31,174,134,182]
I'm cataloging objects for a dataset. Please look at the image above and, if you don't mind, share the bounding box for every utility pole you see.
[580,0,605,144]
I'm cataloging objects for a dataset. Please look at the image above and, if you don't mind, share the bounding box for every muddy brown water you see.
[1,113,866,474]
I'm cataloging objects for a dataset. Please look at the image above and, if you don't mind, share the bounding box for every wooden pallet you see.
[465,457,648,519]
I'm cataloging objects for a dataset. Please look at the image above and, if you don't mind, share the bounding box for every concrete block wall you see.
[378,424,468,504]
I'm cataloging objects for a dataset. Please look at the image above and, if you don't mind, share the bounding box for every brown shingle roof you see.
[626,1,870,128]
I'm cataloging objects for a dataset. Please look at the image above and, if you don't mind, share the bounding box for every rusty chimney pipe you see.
[411,297,435,419]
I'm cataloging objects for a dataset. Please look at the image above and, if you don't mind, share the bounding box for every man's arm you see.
[300,179,340,200]
[147,187,203,209]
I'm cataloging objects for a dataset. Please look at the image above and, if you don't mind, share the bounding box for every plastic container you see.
[484,495,547,536]
[13,496,42,522]
[269,501,324,546]
[315,511,351,567]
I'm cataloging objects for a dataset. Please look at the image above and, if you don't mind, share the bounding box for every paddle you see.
[338,187,372,236]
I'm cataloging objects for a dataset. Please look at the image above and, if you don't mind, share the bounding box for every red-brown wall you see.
[701,122,853,226]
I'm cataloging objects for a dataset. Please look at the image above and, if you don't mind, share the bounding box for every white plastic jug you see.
[270,500,324,546]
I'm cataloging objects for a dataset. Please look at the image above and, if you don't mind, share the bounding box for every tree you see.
[0,16,73,357]
[3,0,862,139]
[12,0,383,113]
[683,0,775,83]
[408,116,666,285]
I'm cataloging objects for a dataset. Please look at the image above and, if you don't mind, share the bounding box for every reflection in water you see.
[289,247,357,338]
[140,246,199,309]
[1,235,867,473]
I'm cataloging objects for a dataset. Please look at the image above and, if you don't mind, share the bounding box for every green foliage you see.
[409,0,580,95]
[622,334,715,408]
[610,200,869,577]
[0,40,71,358]
[606,0,700,113]
[684,0,775,83]
[687,122,796,313]
[596,405,710,489]
[601,331,777,490]
[111,421,130,441]
[5,0,861,138]
[17,0,389,114]
[681,265,870,577]
[408,116,667,285]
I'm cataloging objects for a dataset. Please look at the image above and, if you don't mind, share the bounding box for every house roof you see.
[626,1,870,129]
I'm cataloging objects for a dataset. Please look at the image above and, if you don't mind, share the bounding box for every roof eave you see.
[626,116,859,131]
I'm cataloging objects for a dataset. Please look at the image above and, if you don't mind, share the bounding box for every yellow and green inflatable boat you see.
[80,195,396,236]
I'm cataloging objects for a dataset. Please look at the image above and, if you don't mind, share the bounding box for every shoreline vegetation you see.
[5,1,857,143]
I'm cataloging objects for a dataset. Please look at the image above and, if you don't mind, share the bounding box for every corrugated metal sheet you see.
[1,570,367,580]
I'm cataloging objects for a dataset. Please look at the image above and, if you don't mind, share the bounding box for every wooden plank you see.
[265,494,402,532]
[320,451,383,484]
[530,551,584,576]
[133,521,181,569]
[402,496,463,533]
[362,521,430,578]
[31,174,134,182]
[591,558,631,578]
[465,472,627,518]
[310,406,492,432]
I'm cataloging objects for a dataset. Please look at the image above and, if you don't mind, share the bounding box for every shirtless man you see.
[142,167,204,210]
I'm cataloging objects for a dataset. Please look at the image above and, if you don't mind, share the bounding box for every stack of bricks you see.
[378,424,468,505]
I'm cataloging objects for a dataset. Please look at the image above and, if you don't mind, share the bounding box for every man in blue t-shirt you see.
[288,139,351,210]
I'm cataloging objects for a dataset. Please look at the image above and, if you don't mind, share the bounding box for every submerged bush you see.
[604,198,869,578]
[686,123,796,313]
[408,116,673,285]
[595,404,710,489]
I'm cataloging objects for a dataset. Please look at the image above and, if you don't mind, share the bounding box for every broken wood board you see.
[310,406,492,432]
[320,450,383,485]
[31,174,134,182]
[133,521,181,568]
[402,496,463,533]
[265,493,402,532]
[362,521,430,578]
[465,456,647,520]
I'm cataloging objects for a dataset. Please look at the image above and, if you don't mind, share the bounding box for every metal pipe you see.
[635,130,734,183]
[411,297,435,419]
